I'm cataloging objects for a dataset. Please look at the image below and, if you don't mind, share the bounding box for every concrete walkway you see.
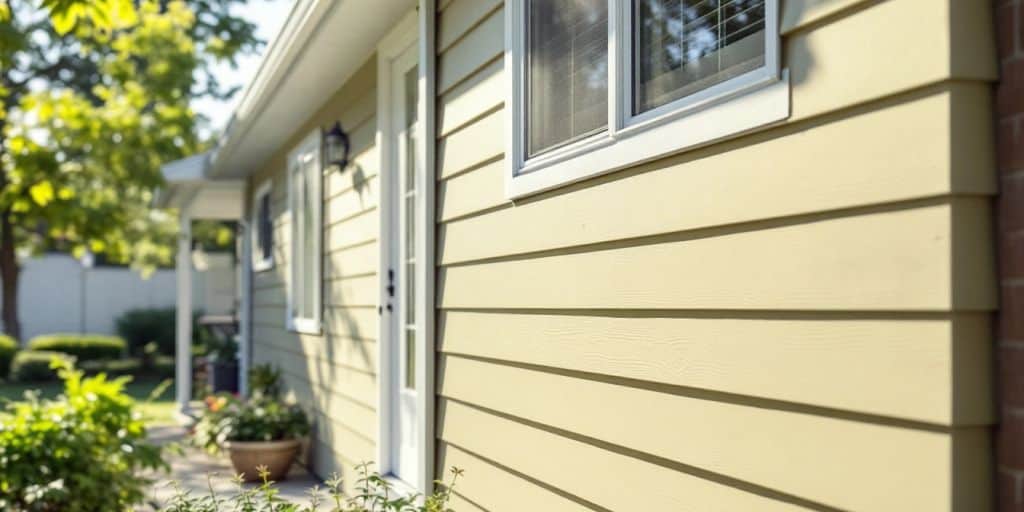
[144,425,322,510]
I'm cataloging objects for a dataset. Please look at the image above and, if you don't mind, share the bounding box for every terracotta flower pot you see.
[225,438,301,482]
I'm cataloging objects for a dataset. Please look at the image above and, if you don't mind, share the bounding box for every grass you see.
[0,378,178,426]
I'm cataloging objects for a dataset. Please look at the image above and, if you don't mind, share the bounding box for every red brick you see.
[999,410,1024,469]
[999,470,1023,512]
[1003,345,1024,408]
[998,1,1020,59]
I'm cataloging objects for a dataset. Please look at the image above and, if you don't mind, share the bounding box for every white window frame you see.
[251,180,274,272]
[286,130,323,334]
[505,0,790,199]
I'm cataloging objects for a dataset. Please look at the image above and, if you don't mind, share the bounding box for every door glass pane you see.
[404,328,416,390]
[633,0,766,114]
[400,63,418,392]
[526,0,608,158]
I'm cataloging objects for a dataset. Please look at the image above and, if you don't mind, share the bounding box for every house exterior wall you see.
[433,1,998,510]
[996,0,1024,509]
[248,55,380,487]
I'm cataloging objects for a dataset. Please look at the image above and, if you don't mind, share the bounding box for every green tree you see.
[0,0,258,341]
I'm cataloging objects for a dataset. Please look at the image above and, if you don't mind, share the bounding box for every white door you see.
[384,41,421,486]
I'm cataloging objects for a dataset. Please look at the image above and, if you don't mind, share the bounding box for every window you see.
[287,131,322,334]
[252,181,274,272]
[506,0,788,198]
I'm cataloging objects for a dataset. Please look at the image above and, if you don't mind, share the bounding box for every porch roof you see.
[152,151,244,220]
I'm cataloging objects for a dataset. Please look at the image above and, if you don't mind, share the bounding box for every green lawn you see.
[0,378,177,426]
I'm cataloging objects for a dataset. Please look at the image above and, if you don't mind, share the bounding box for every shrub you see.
[160,463,463,512]
[0,334,17,379]
[79,356,175,379]
[115,307,176,355]
[0,360,166,511]
[27,333,125,361]
[115,308,214,356]
[9,350,74,382]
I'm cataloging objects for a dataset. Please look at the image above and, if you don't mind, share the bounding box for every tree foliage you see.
[1,0,254,272]
[0,0,259,339]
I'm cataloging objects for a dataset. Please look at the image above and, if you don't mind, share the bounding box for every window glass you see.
[633,0,766,114]
[402,66,418,390]
[300,157,316,319]
[258,192,273,262]
[526,0,608,158]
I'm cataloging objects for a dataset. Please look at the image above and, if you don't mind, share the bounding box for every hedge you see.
[115,307,176,356]
[115,308,213,356]
[79,356,175,380]
[0,334,16,379]
[27,334,125,361]
[9,351,74,382]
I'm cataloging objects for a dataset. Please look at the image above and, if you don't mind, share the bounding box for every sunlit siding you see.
[433,0,998,510]
[249,55,379,490]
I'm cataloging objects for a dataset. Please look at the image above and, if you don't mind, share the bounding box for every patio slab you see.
[144,425,322,510]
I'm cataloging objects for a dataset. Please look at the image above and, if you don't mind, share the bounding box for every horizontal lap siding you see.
[433,0,997,511]
[251,55,380,482]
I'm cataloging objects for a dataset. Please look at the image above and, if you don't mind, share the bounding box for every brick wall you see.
[998,0,1024,510]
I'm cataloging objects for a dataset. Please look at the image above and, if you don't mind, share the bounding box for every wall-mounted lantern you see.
[323,121,351,171]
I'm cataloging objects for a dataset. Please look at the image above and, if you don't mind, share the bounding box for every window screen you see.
[633,0,766,114]
[526,0,608,158]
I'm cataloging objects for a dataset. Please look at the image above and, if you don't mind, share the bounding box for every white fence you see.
[3,252,235,342]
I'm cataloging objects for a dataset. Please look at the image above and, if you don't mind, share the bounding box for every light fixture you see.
[323,121,351,171]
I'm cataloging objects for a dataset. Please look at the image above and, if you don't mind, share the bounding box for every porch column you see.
[175,212,193,416]
[238,219,252,396]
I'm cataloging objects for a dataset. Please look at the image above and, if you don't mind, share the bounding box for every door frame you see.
[376,2,436,495]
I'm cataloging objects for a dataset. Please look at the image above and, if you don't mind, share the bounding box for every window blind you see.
[634,0,766,114]
[526,0,608,158]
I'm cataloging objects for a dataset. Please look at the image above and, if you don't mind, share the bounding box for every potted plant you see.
[205,335,239,393]
[194,393,311,481]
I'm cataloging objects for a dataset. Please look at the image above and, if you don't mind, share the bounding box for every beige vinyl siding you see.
[433,0,996,511]
[250,55,379,489]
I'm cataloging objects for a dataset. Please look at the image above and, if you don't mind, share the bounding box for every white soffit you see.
[207,0,410,179]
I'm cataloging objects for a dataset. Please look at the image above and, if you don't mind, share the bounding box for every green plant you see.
[249,363,282,399]
[115,308,220,356]
[9,350,75,382]
[0,334,17,379]
[0,359,167,511]
[160,464,463,512]
[78,355,175,379]
[205,334,238,365]
[193,394,310,454]
[27,334,126,361]
[115,307,177,355]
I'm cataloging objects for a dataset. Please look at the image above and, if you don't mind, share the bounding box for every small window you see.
[287,131,322,334]
[252,181,274,272]
[506,0,788,198]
